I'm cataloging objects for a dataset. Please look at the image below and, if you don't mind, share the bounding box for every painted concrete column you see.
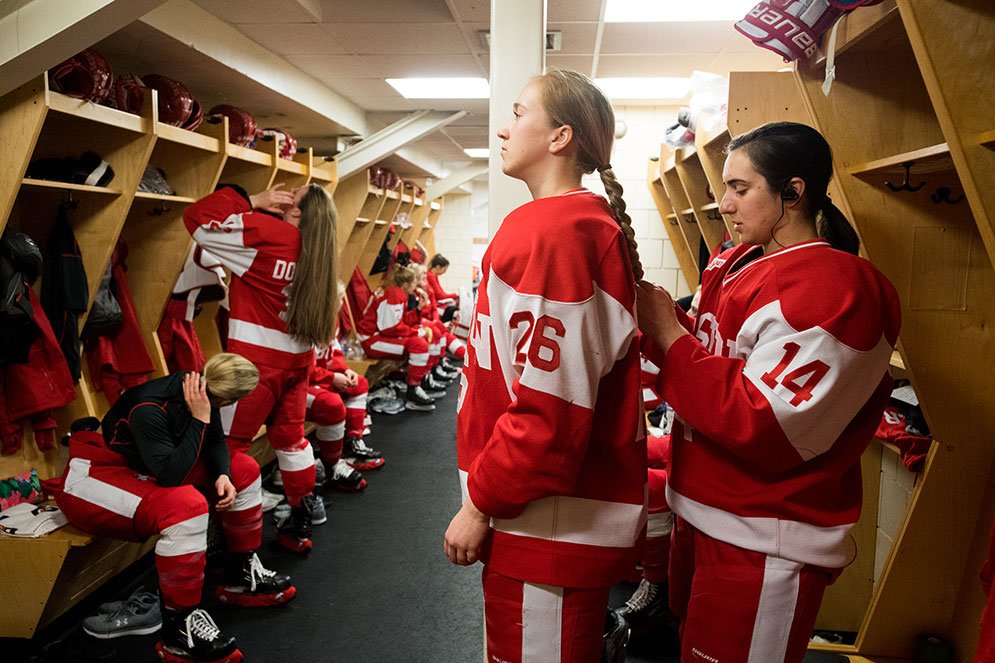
[488,0,546,238]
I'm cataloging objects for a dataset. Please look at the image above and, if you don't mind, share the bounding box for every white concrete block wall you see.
[873,444,917,587]
[432,193,475,294]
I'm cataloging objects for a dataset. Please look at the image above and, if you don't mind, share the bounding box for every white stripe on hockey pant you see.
[230,475,262,512]
[156,513,209,557]
[461,471,645,548]
[62,458,142,518]
[305,392,316,408]
[228,319,312,355]
[345,393,367,410]
[192,215,257,277]
[409,351,429,367]
[521,582,563,663]
[642,387,658,402]
[747,556,804,663]
[646,510,674,538]
[370,339,405,356]
[317,423,345,441]
[220,402,236,436]
[666,485,856,568]
[448,338,464,354]
[275,444,315,472]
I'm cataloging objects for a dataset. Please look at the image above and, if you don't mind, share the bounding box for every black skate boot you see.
[155,604,241,663]
[602,609,630,663]
[614,579,673,637]
[215,551,296,607]
[274,494,314,553]
[405,384,436,411]
[342,436,385,471]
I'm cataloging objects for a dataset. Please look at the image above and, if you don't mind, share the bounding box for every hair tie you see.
[597,164,612,173]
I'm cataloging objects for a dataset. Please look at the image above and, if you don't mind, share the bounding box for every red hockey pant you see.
[669,517,835,663]
[361,334,429,385]
[223,362,313,507]
[482,566,609,663]
[56,432,262,610]
[645,435,672,584]
[306,376,367,463]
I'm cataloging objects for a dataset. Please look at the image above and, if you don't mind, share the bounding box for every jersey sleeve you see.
[428,272,457,302]
[657,286,896,473]
[467,234,637,518]
[129,403,207,487]
[202,411,231,479]
[377,289,417,337]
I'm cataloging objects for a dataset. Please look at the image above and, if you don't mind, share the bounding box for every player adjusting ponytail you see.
[287,183,339,346]
[727,121,860,255]
[532,68,644,281]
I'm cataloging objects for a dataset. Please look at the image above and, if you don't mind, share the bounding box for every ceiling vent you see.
[478,30,562,51]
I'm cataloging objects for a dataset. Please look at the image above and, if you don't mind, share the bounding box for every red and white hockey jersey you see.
[427,270,457,305]
[355,286,418,339]
[643,239,900,568]
[310,339,349,389]
[183,187,311,369]
[457,189,647,589]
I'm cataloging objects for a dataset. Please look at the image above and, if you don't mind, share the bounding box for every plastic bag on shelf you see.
[688,71,729,137]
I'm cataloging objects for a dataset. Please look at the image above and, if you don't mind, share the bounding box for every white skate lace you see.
[353,439,374,452]
[624,579,656,612]
[414,386,430,399]
[248,552,278,592]
[185,609,221,646]
[333,459,354,480]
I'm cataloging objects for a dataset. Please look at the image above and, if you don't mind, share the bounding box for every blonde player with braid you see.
[444,69,646,662]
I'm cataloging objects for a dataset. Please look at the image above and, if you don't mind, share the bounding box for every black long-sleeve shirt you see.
[101,372,230,487]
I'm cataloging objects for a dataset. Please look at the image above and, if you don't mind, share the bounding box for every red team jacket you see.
[356,286,418,339]
[457,189,647,589]
[643,239,900,568]
[183,188,312,370]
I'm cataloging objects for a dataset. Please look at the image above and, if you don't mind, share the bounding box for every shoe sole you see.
[215,585,297,606]
[333,478,367,493]
[83,622,162,639]
[405,403,435,411]
[345,458,385,471]
[275,531,312,553]
[155,641,243,663]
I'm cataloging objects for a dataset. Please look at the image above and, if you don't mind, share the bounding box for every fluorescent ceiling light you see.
[594,78,691,100]
[605,0,756,22]
[387,78,489,99]
[464,148,489,159]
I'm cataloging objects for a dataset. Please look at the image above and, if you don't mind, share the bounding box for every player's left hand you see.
[444,497,490,566]
[636,280,689,352]
[215,475,236,510]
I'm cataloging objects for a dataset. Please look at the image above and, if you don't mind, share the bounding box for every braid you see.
[600,168,643,281]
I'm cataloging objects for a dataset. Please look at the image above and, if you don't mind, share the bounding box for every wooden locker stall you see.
[790,0,995,658]
[647,158,700,289]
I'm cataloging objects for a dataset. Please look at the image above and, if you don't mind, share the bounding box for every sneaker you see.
[405,385,436,411]
[602,609,630,663]
[156,606,241,663]
[270,466,283,488]
[260,488,283,513]
[330,458,367,492]
[216,552,296,607]
[274,495,315,553]
[381,397,406,414]
[97,586,156,615]
[342,436,385,471]
[614,579,673,637]
[273,495,327,526]
[84,590,161,639]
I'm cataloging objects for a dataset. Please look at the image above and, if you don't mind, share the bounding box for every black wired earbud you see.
[780,186,799,201]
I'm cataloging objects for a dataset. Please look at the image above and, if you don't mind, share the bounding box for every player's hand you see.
[443,498,490,566]
[183,372,211,424]
[249,183,295,214]
[636,280,690,353]
[423,327,433,343]
[215,475,236,510]
[331,373,351,391]
[343,369,359,388]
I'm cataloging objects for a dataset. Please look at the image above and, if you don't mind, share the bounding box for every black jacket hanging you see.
[41,205,89,379]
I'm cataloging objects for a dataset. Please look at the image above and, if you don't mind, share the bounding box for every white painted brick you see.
[874,528,894,585]
[896,459,918,492]
[647,214,668,240]
[877,472,911,540]
[640,239,663,269]
[880,445,898,482]
[674,271,692,297]
[661,239,680,270]
[630,209,650,239]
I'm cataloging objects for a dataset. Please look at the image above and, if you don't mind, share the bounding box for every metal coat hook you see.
[885,162,926,192]
[930,187,965,205]
[147,201,171,216]
[62,191,79,210]
[706,209,723,221]
[684,213,697,225]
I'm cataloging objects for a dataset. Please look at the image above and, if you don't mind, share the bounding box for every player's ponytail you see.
[287,184,339,346]
[533,69,644,281]
[727,121,859,255]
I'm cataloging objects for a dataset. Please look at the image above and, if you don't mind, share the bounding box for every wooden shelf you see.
[701,202,719,211]
[133,191,198,203]
[430,201,441,210]
[374,219,388,226]
[21,178,122,195]
[423,220,432,228]
[47,90,147,133]
[812,0,902,65]
[890,350,906,371]
[226,143,272,166]
[276,157,308,175]
[680,208,694,215]
[155,122,221,151]
[701,126,730,150]
[666,213,677,220]
[848,143,952,177]
[354,217,371,225]
[979,130,995,148]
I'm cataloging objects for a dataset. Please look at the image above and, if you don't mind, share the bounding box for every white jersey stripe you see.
[747,557,803,663]
[191,214,258,277]
[228,319,312,355]
[156,513,209,557]
[521,583,563,663]
[62,458,142,518]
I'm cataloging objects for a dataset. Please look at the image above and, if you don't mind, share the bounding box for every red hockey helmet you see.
[106,74,146,116]
[209,105,257,147]
[261,128,298,159]
[182,99,204,131]
[49,48,113,103]
[142,74,194,126]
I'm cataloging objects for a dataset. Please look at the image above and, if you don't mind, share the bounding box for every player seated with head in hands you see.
[636,121,901,663]
[54,353,293,663]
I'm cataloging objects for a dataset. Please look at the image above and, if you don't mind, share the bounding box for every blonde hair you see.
[531,69,644,281]
[286,184,339,346]
[389,263,417,288]
[204,353,259,402]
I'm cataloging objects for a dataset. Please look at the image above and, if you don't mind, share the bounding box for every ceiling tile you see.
[361,54,484,78]
[325,77,400,97]
[703,50,788,77]
[449,0,490,22]
[600,22,740,55]
[285,54,378,79]
[351,97,418,112]
[194,0,318,24]
[238,24,351,55]
[595,54,707,78]
[324,22,471,55]
[546,55,596,76]
[318,0,454,23]
[548,22,598,54]
[548,0,603,22]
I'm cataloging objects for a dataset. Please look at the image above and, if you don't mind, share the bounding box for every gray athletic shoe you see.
[273,495,327,526]
[84,590,161,639]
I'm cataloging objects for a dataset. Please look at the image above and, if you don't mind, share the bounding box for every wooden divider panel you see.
[647,159,699,288]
